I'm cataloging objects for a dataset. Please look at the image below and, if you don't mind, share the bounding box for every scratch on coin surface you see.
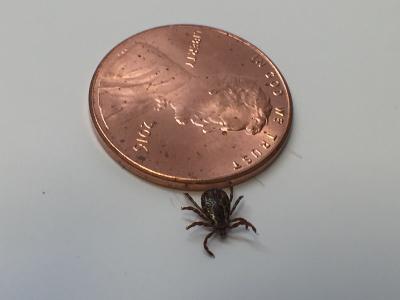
[105,107,124,120]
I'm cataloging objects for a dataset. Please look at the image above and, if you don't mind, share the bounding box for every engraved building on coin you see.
[89,25,292,190]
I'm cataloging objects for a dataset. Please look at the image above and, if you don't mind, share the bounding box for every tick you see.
[182,186,257,257]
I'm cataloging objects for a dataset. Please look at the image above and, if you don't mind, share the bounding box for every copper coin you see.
[89,25,292,190]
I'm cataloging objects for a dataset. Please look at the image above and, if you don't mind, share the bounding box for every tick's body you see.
[201,189,230,228]
[182,187,256,257]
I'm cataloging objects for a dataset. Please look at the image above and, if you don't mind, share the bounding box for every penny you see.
[89,25,292,190]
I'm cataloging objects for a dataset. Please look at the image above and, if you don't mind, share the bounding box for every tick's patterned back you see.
[201,189,230,225]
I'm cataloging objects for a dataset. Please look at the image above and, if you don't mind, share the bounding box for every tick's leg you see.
[181,206,207,220]
[229,221,244,229]
[230,221,249,230]
[184,193,208,219]
[229,186,234,202]
[203,231,216,257]
[230,196,244,215]
[229,221,257,233]
[184,193,202,211]
[186,221,211,230]
[230,217,257,233]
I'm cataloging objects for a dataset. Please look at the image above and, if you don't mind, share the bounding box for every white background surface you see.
[0,0,399,299]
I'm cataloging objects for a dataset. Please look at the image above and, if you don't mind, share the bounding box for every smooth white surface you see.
[0,0,399,299]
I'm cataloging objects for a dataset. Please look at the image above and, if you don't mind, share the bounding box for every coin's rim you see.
[89,24,293,190]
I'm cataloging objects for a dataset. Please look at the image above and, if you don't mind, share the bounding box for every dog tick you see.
[182,186,257,257]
